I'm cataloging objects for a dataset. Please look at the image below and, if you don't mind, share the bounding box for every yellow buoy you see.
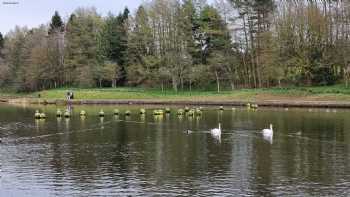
[196,108,202,116]
[188,109,195,116]
[56,109,62,117]
[177,109,184,115]
[34,110,41,119]
[153,109,164,115]
[165,108,171,113]
[39,113,46,119]
[99,110,105,117]
[125,110,131,116]
[80,110,86,116]
[64,110,71,118]
[251,104,258,109]
[140,108,146,114]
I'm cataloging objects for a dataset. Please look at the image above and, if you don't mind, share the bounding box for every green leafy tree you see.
[64,8,103,87]
[48,11,64,34]
[199,5,232,92]
[127,5,154,86]
[0,32,4,52]
[100,8,129,86]
[47,11,65,88]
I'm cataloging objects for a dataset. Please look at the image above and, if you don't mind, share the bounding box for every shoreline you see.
[3,98,350,108]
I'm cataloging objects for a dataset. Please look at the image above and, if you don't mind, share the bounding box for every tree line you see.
[0,0,350,92]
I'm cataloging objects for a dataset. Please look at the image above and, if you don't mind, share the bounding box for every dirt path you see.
[4,97,350,108]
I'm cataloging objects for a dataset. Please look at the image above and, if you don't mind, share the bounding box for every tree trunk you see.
[278,79,281,88]
[189,78,192,93]
[242,14,251,88]
[215,71,220,93]
[181,76,184,91]
[172,76,178,92]
[230,80,235,91]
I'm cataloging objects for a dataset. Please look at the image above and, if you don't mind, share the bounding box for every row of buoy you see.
[56,109,72,118]
[35,108,204,119]
[246,103,259,109]
[34,106,246,119]
[34,110,46,119]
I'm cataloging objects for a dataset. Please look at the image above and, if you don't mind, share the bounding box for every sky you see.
[0,0,144,34]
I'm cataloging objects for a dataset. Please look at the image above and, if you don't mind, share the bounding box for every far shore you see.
[2,98,350,109]
[3,86,350,108]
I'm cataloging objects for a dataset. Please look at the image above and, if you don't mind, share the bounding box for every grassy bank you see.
[18,85,350,102]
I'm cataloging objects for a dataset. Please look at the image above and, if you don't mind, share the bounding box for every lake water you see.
[0,104,350,196]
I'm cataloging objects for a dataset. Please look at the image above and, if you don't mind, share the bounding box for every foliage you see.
[48,11,64,34]
[2,0,350,92]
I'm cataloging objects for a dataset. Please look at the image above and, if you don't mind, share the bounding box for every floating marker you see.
[251,104,258,109]
[188,109,195,116]
[56,109,62,117]
[153,109,164,115]
[99,110,105,117]
[125,110,131,116]
[64,110,71,118]
[177,109,184,115]
[140,108,146,114]
[184,107,190,112]
[165,108,171,113]
[39,113,46,119]
[80,110,86,116]
[196,108,202,116]
[219,106,224,110]
[34,110,41,119]
[114,109,119,115]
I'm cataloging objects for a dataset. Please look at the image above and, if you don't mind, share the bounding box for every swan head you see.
[270,124,273,131]
[219,123,221,130]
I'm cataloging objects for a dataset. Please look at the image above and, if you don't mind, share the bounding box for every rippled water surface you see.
[1,104,350,196]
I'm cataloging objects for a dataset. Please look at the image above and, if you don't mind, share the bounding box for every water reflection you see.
[211,132,221,143]
[1,105,350,196]
[140,114,146,122]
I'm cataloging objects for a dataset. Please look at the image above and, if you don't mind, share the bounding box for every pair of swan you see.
[210,123,273,137]
[210,123,273,143]
[188,123,273,143]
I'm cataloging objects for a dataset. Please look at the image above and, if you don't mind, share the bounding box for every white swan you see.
[211,123,221,136]
[262,124,273,137]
